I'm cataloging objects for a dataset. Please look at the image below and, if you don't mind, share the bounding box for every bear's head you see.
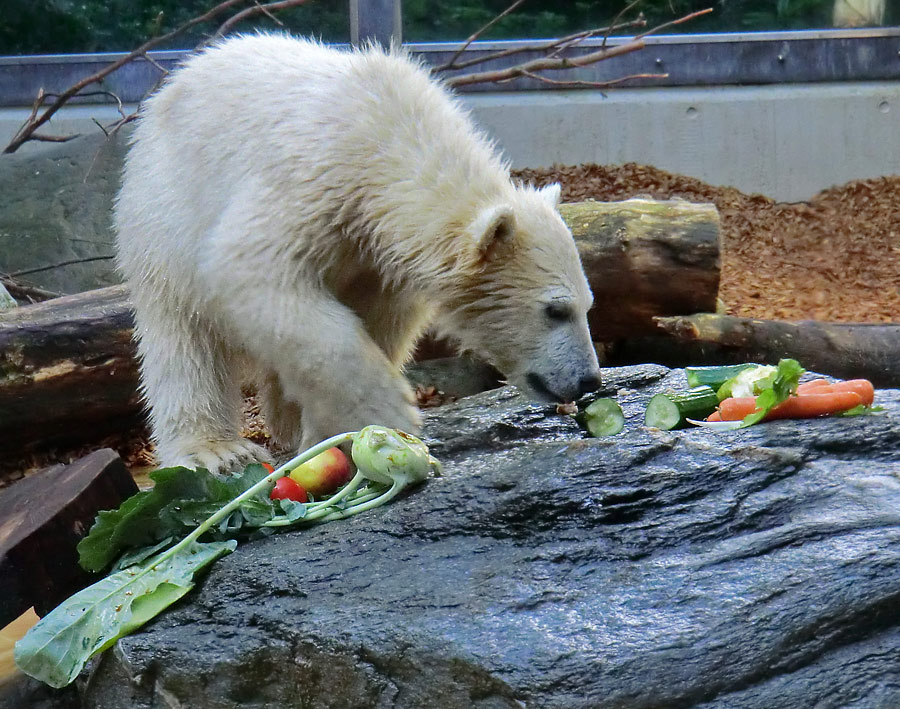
[444,183,602,404]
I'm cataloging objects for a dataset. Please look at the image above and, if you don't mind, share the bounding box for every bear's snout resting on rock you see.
[115,34,601,473]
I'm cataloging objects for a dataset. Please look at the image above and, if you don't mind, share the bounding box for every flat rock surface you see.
[0,132,126,295]
[68,365,900,708]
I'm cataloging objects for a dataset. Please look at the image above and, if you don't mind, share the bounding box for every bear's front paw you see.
[162,438,272,474]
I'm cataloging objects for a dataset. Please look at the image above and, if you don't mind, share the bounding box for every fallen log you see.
[0,284,140,455]
[561,199,721,340]
[609,313,900,387]
[0,449,137,626]
[1,199,721,454]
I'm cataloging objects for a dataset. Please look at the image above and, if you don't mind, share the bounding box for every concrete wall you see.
[3,80,899,201]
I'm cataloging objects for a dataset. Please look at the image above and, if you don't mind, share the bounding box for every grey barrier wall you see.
[2,30,899,200]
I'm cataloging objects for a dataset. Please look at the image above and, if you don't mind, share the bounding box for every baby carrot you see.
[796,379,874,405]
[796,379,832,394]
[718,390,864,422]
[828,379,875,406]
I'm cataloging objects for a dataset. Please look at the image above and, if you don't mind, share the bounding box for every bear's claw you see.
[164,438,272,475]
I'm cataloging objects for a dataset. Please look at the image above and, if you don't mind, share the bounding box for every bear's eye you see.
[544,302,573,323]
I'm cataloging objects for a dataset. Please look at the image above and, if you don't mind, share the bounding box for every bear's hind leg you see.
[259,372,303,450]
[135,306,271,473]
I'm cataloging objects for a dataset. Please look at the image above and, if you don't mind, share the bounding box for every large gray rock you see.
[0,131,128,295]
[19,365,900,707]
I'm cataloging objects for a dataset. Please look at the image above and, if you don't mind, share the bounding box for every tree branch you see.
[0,277,63,304]
[446,7,712,89]
[433,19,646,74]
[6,256,115,279]
[3,0,251,154]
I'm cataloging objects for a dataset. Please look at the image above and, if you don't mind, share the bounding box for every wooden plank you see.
[0,449,137,625]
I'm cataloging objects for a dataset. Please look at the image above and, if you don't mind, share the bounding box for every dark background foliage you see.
[0,0,891,56]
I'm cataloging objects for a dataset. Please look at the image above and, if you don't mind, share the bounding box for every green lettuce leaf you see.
[741,358,806,427]
[15,540,235,688]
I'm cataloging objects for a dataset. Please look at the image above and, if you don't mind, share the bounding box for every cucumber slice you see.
[685,364,757,392]
[581,398,625,437]
[644,386,719,430]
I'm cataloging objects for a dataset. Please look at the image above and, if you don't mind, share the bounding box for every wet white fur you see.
[115,34,600,472]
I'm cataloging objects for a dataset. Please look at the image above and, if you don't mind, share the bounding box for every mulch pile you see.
[515,163,900,323]
[5,163,898,484]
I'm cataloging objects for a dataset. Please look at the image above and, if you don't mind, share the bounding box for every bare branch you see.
[446,37,647,88]
[443,0,527,70]
[212,0,310,40]
[3,0,251,154]
[0,277,62,304]
[634,6,713,39]
[24,133,82,144]
[140,52,170,75]
[91,117,110,137]
[254,0,286,25]
[446,7,712,89]
[7,255,115,279]
[434,19,646,74]
[517,69,668,88]
[602,0,642,49]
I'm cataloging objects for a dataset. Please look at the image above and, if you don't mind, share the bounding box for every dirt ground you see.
[6,162,899,483]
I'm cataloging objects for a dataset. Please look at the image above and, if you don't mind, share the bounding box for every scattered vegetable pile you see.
[14,426,441,689]
[572,359,881,437]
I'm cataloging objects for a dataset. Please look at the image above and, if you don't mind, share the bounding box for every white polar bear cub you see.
[115,34,602,473]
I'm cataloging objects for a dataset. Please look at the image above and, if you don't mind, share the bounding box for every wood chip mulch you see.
[5,163,898,484]
[514,163,900,323]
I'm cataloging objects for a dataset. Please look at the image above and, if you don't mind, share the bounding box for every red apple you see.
[270,477,308,503]
[289,447,351,496]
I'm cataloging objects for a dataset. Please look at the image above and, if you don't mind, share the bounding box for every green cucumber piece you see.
[685,364,757,392]
[644,386,719,430]
[581,398,625,437]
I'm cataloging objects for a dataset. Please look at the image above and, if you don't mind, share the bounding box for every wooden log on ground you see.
[561,199,721,340]
[0,284,139,454]
[1,199,721,451]
[610,313,900,387]
[0,449,137,625]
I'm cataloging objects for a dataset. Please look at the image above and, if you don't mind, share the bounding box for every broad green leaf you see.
[277,499,309,522]
[15,540,235,688]
[78,463,276,572]
[112,536,174,571]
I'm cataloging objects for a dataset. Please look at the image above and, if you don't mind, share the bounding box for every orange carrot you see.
[797,378,875,405]
[262,462,275,473]
[718,390,864,422]
[828,379,875,406]
[706,410,723,422]
[796,379,832,394]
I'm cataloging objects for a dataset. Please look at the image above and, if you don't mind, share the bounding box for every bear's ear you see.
[470,204,517,260]
[537,182,562,207]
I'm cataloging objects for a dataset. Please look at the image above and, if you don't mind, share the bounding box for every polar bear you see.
[115,34,601,473]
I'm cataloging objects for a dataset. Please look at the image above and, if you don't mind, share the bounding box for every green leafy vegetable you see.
[14,540,235,688]
[740,358,805,427]
[837,404,885,417]
[18,427,438,689]
[78,463,275,573]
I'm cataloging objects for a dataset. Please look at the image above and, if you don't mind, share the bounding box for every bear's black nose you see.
[579,373,602,395]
